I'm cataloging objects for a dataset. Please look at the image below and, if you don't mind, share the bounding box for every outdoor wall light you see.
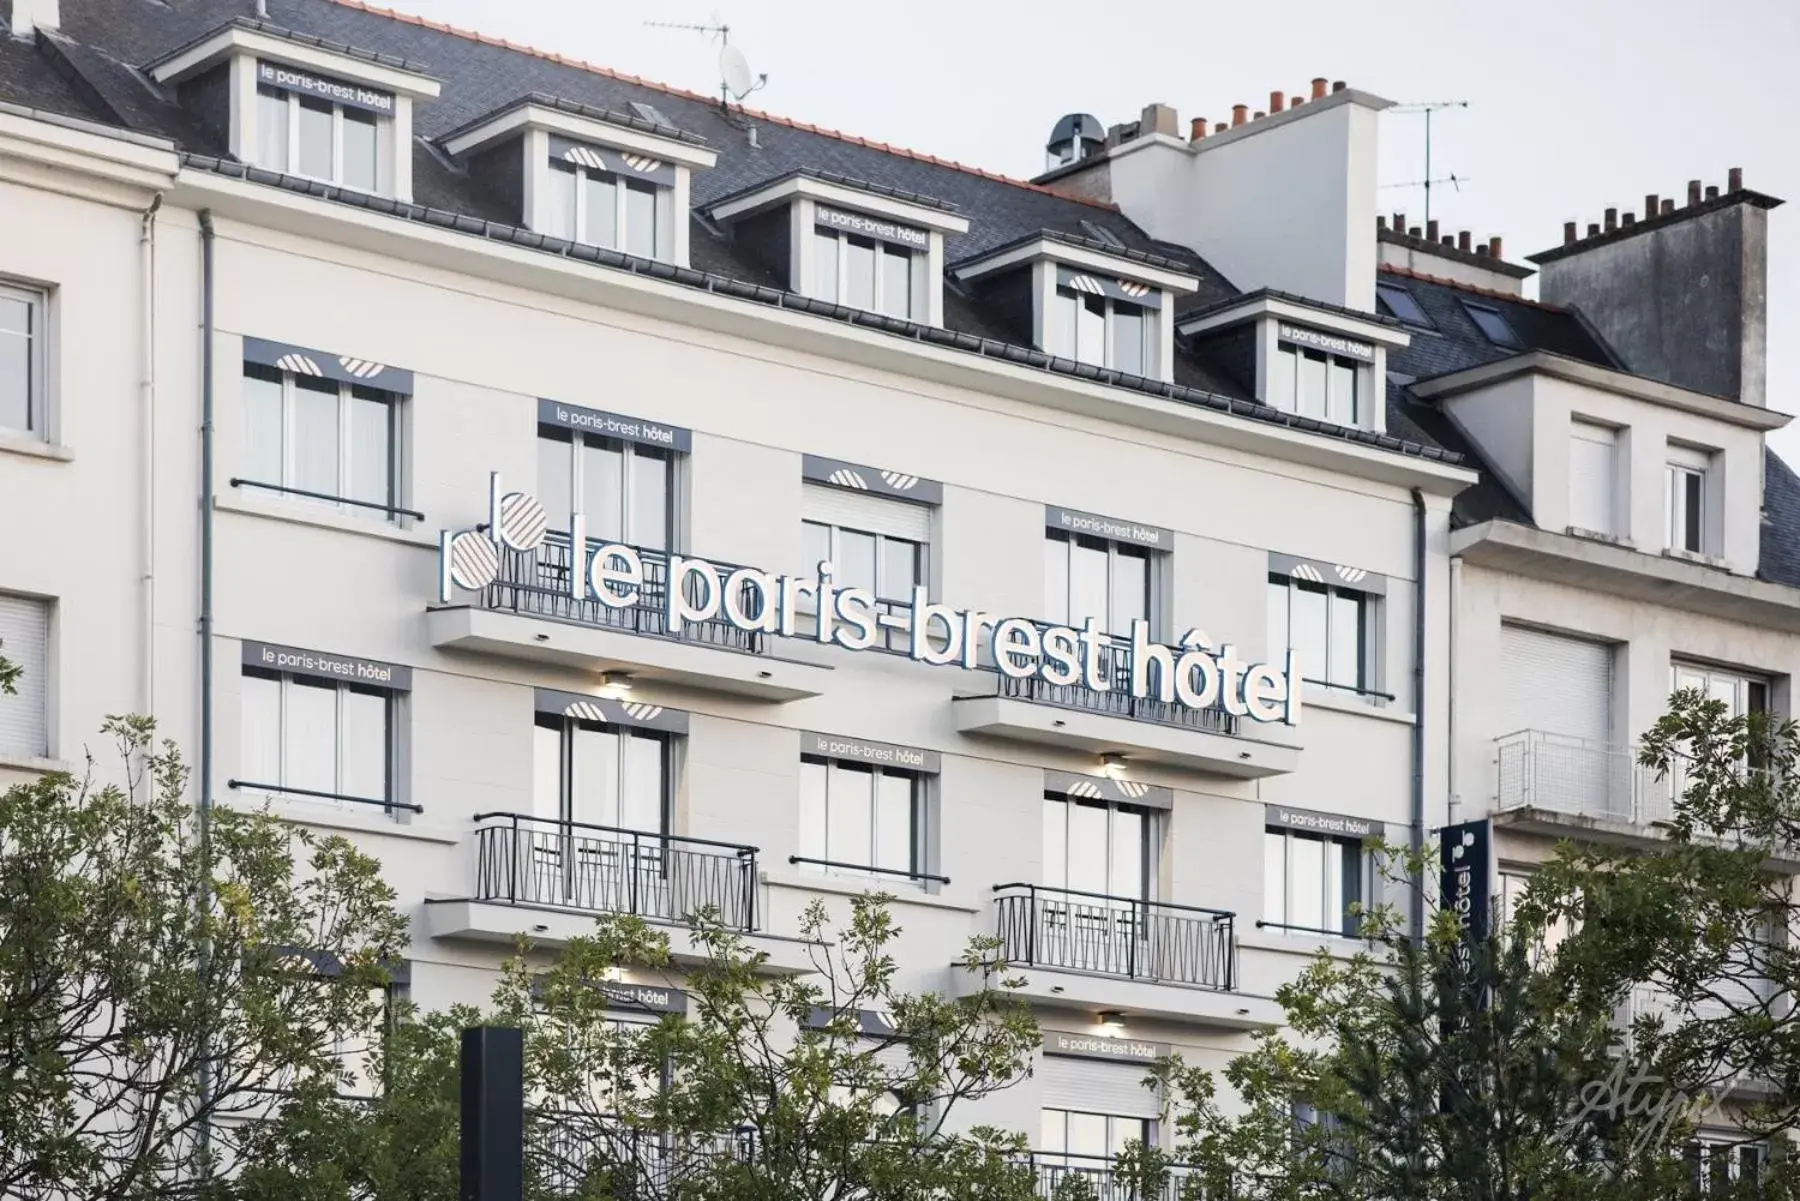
[1097,1010,1127,1031]
[598,671,634,694]
[1100,753,1128,779]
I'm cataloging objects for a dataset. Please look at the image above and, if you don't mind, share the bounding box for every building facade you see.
[0,0,1792,1187]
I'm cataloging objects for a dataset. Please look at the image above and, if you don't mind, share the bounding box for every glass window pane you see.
[1065,802,1108,894]
[1289,835,1325,930]
[0,294,28,432]
[1339,841,1363,934]
[1327,359,1357,425]
[827,763,873,867]
[241,673,283,787]
[296,98,333,179]
[1268,345,1297,412]
[545,165,577,241]
[836,529,877,594]
[879,537,919,600]
[533,723,563,820]
[1292,584,1328,684]
[581,439,625,543]
[1068,538,1110,632]
[1110,304,1145,375]
[1075,295,1106,366]
[571,725,621,827]
[341,109,378,192]
[1066,1112,1108,1158]
[874,772,914,874]
[1297,350,1328,419]
[347,391,392,509]
[291,376,340,499]
[583,173,618,249]
[620,732,663,833]
[1043,536,1069,624]
[1110,807,1144,898]
[802,521,832,575]
[243,368,284,485]
[256,88,289,171]
[1264,831,1286,925]
[624,182,657,259]
[1041,798,1067,889]
[284,679,338,796]
[798,761,827,862]
[1110,548,1148,633]
[537,434,573,532]
[1267,578,1290,662]
[845,237,877,311]
[1040,1110,1066,1154]
[815,232,839,300]
[629,450,669,550]
[341,689,388,803]
[1683,472,1704,552]
[880,246,911,318]
[1047,291,1077,357]
[1328,592,1362,688]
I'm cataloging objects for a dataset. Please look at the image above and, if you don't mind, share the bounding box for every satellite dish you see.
[719,43,755,100]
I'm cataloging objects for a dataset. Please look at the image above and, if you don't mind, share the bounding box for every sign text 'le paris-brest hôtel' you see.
[438,474,1300,725]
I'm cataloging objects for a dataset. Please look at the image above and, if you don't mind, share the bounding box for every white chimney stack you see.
[10,0,62,36]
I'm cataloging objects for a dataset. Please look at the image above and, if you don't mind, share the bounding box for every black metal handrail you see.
[476,533,766,653]
[787,854,951,886]
[1302,677,1397,702]
[1023,1151,1199,1201]
[992,882,1236,991]
[1255,918,1365,939]
[227,778,422,814]
[992,619,1240,737]
[529,1111,758,1197]
[228,477,424,520]
[473,812,758,933]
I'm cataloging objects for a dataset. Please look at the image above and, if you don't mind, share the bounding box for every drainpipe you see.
[1447,555,1462,826]
[1410,488,1428,941]
[139,191,162,718]
[197,208,216,1161]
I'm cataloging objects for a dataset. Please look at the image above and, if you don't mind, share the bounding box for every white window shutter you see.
[1568,422,1616,535]
[802,482,931,542]
[1499,624,1613,743]
[1037,1054,1162,1118]
[0,595,48,758]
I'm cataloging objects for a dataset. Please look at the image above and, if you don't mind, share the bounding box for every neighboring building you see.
[0,0,1788,1190]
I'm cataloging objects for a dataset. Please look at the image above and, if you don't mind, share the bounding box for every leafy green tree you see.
[0,716,408,1200]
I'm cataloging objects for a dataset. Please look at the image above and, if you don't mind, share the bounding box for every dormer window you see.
[1268,325,1372,426]
[146,20,440,203]
[1462,300,1522,348]
[1046,271,1159,375]
[708,171,969,328]
[437,95,715,268]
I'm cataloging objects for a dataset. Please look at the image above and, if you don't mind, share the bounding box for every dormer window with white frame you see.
[708,171,970,328]
[146,21,442,203]
[1046,269,1161,376]
[437,96,717,269]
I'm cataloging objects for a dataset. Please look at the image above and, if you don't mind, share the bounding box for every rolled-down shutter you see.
[1499,623,1612,743]
[1037,1055,1161,1118]
[0,595,47,758]
[802,482,931,542]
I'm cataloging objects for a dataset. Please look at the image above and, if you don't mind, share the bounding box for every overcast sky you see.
[388,0,1800,461]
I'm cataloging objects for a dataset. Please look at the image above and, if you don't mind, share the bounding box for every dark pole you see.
[461,1026,525,1201]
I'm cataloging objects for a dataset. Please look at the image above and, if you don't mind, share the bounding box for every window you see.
[1047,289,1157,376]
[243,363,399,517]
[0,282,45,438]
[530,999,665,1115]
[1268,574,1369,695]
[1375,283,1434,330]
[538,429,673,549]
[1039,1109,1149,1164]
[241,669,392,812]
[253,84,381,192]
[801,482,930,651]
[533,714,667,833]
[1568,421,1619,536]
[798,758,919,880]
[1264,827,1365,937]
[1671,663,1768,721]
[1044,531,1153,638]
[1497,870,1577,962]
[1043,795,1150,900]
[1461,301,1521,348]
[333,979,404,1098]
[1268,342,1362,426]
[1666,445,1712,555]
[0,595,48,759]
[1686,1136,1767,1196]
[544,161,672,260]
[813,230,921,320]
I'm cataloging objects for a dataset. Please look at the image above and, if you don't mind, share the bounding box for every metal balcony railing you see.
[995,622,1239,737]
[477,533,765,653]
[473,813,759,932]
[1026,1151,1200,1201]
[994,883,1236,991]
[1495,729,1669,826]
[529,1111,758,1197]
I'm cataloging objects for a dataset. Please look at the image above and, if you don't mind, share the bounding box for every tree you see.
[0,715,408,1200]
[242,896,1044,1201]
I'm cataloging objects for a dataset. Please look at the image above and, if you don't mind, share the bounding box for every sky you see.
[386,0,1800,461]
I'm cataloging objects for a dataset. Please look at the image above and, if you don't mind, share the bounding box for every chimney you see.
[1270,90,1285,113]
[1533,176,1783,407]
[1311,77,1328,99]
[1426,218,1439,241]
[1730,166,1744,192]
[1375,215,1387,230]
[1604,208,1618,233]
[1488,236,1502,259]
[1563,221,1577,244]
[1457,230,1472,252]
[1140,103,1179,138]
[1331,80,1347,92]
[8,0,60,34]
[1706,184,1720,200]
[1231,104,1248,127]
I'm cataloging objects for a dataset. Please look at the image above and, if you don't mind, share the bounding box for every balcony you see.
[427,535,832,701]
[531,1111,757,1197]
[1494,729,1672,834]
[1026,1153,1199,1201]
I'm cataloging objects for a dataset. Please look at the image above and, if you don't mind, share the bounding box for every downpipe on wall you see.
[1410,487,1427,942]
[139,191,161,719]
[197,207,216,1165]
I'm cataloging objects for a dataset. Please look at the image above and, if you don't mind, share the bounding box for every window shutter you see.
[1568,423,1616,535]
[0,596,48,758]
[802,482,931,542]
[1499,624,1612,743]
[1036,1055,1161,1117]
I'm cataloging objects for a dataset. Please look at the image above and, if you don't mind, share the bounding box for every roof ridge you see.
[1377,263,1564,311]
[326,0,1120,211]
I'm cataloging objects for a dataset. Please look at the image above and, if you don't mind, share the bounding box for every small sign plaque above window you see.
[1277,323,1375,363]
[256,61,394,115]
[814,204,929,250]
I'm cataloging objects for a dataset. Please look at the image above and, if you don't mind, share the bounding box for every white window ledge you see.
[0,433,73,463]
[215,491,438,548]
[0,752,72,776]
[1304,686,1415,725]
[761,865,978,913]
[219,790,460,844]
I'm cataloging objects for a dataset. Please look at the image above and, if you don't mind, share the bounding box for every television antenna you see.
[644,16,767,109]
[1388,100,1469,226]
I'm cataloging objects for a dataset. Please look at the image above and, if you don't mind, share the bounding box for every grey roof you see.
[436,91,710,149]
[1760,448,1800,588]
[705,166,961,217]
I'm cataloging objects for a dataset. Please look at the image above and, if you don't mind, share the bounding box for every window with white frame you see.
[243,363,400,517]
[1042,794,1150,900]
[254,80,384,192]
[544,159,673,261]
[0,594,48,759]
[1038,1109,1150,1167]
[797,757,920,881]
[1267,340,1363,426]
[532,714,668,833]
[1568,420,1620,537]
[537,428,674,549]
[0,282,46,440]
[1044,531,1155,638]
[813,226,925,321]
[801,482,929,650]
[1666,444,1713,555]
[1046,287,1157,376]
[1686,1135,1767,1196]
[240,668,393,813]
[1497,870,1578,963]
[529,995,666,1115]
[1671,662,1768,720]
[1264,827,1367,937]
[1268,573,1371,695]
